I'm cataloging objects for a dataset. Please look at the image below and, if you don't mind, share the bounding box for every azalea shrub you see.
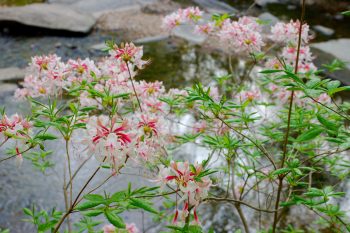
[1,3,350,233]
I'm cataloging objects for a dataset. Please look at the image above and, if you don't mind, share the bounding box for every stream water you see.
[0,0,349,232]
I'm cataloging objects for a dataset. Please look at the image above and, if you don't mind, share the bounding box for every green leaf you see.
[129,198,158,214]
[285,70,303,84]
[84,194,105,202]
[296,128,323,142]
[82,209,104,217]
[80,106,97,112]
[272,168,290,176]
[326,80,341,90]
[23,208,33,216]
[35,133,58,141]
[260,69,283,74]
[341,10,350,16]
[328,86,350,95]
[75,201,102,211]
[104,209,126,228]
[110,191,126,202]
[317,114,339,131]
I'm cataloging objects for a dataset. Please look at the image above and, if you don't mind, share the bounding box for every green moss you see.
[0,0,44,6]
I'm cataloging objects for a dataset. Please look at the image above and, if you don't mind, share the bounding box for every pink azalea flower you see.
[126,223,140,233]
[158,161,212,223]
[110,42,149,70]
[102,224,115,233]
[270,20,311,45]
[137,114,159,137]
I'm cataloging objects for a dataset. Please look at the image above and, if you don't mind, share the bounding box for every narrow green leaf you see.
[82,209,104,217]
[129,198,158,214]
[75,201,102,211]
[104,209,126,228]
[317,114,339,131]
[260,69,283,74]
[341,10,350,16]
[35,133,58,141]
[296,128,323,142]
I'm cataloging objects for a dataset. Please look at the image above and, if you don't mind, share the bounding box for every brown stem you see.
[53,157,107,233]
[62,154,71,232]
[272,0,306,232]
[126,62,143,112]
[65,140,73,207]
[0,145,33,163]
[215,115,277,169]
[204,197,276,213]
[65,156,91,190]
[230,159,250,233]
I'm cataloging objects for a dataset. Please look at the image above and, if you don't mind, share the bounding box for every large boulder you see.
[311,39,350,85]
[0,4,96,34]
[193,0,237,14]
[71,0,156,15]
[0,67,25,82]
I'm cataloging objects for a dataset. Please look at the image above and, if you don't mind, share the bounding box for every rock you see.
[312,39,350,68]
[193,0,237,14]
[54,42,62,48]
[313,25,335,36]
[71,0,156,15]
[0,4,96,34]
[311,39,350,85]
[258,13,279,34]
[0,83,18,95]
[90,43,107,51]
[255,0,279,7]
[0,67,25,82]
[134,35,169,44]
[96,8,167,40]
[172,24,206,44]
[65,43,77,49]
[287,4,297,10]
[141,0,180,14]
[334,13,344,21]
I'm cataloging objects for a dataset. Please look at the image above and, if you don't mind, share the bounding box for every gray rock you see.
[258,12,279,33]
[287,4,297,10]
[255,0,279,7]
[193,0,237,14]
[172,24,206,44]
[90,43,107,51]
[0,83,18,95]
[0,67,25,82]
[313,25,335,36]
[311,39,350,85]
[71,0,156,14]
[259,12,279,25]
[0,4,96,33]
[312,39,350,69]
[134,35,169,44]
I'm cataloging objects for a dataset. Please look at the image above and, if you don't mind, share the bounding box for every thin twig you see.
[272,0,306,232]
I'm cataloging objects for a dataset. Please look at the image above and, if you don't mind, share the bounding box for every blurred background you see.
[0,0,349,232]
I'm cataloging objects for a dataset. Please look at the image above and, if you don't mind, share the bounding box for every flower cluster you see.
[163,8,265,54]
[109,42,149,69]
[15,55,66,98]
[0,113,31,141]
[0,113,31,166]
[281,45,316,73]
[218,16,265,54]
[162,7,203,31]
[158,161,212,224]
[266,20,316,74]
[270,20,311,45]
